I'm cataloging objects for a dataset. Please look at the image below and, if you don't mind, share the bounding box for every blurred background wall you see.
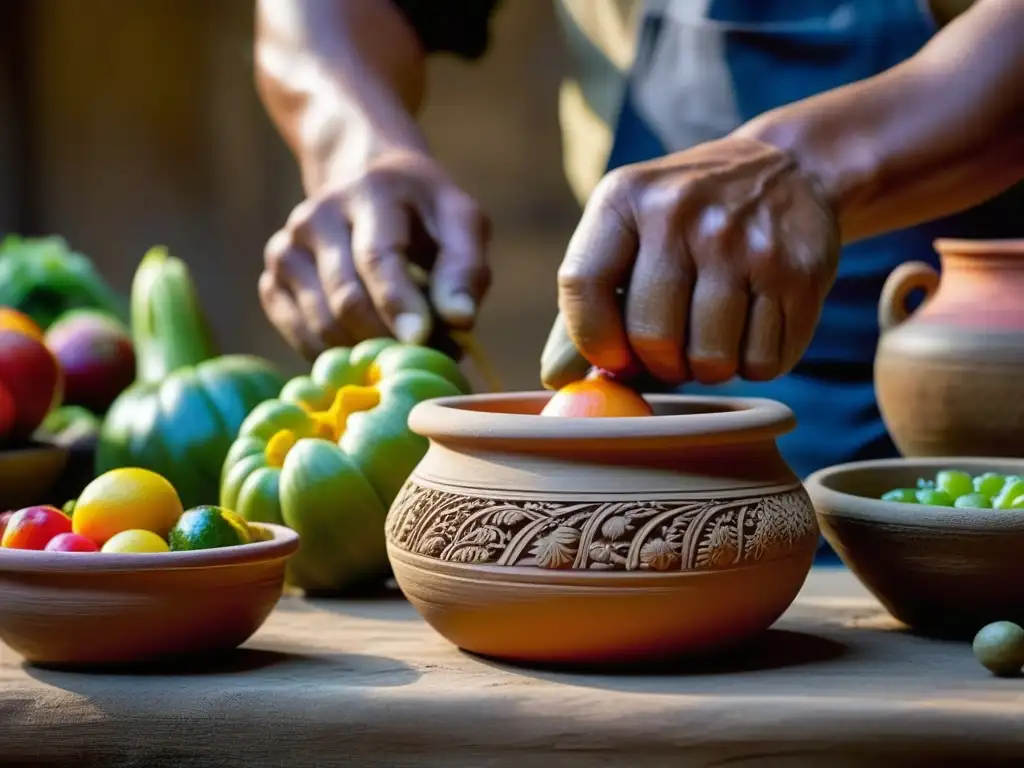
[0,0,581,389]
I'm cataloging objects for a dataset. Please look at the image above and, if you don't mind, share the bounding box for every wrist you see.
[732,105,881,242]
[298,103,430,194]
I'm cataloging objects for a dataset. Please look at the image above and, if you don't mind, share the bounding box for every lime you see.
[973,621,1024,677]
[881,488,917,503]
[169,506,248,552]
[1011,495,1024,510]
[220,509,253,544]
[102,529,170,553]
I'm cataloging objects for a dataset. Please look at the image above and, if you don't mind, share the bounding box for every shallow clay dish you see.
[806,457,1024,637]
[0,523,298,667]
[875,239,1024,457]
[0,443,69,510]
[385,392,819,666]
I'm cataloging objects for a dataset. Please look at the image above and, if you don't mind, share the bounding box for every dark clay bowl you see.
[805,457,1024,637]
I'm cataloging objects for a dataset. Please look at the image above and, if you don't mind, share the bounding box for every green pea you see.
[1011,495,1024,510]
[954,492,992,509]
[936,470,973,500]
[974,472,1006,498]
[881,488,918,503]
[973,621,1024,677]
[915,489,954,507]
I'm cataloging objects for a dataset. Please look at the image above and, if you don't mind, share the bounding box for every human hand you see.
[541,137,839,390]
[259,149,491,360]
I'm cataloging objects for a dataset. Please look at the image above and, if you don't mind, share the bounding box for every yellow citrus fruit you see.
[101,529,170,553]
[73,468,184,545]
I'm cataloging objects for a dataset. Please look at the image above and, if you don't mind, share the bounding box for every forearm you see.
[735,0,1024,244]
[255,0,429,194]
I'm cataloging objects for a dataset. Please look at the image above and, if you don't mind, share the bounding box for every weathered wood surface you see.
[3,568,1022,767]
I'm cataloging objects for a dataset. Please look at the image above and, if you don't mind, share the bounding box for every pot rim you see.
[805,457,1024,531]
[933,238,1024,256]
[0,523,299,574]
[407,391,795,445]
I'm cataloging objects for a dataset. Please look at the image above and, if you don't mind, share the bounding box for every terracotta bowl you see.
[0,523,299,667]
[806,457,1024,637]
[385,392,819,666]
[0,443,69,511]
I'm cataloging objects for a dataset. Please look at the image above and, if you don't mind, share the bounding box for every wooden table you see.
[2,567,1022,767]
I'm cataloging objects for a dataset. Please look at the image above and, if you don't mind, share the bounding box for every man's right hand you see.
[259,149,492,360]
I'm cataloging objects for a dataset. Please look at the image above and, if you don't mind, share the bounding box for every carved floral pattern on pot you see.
[386,482,817,571]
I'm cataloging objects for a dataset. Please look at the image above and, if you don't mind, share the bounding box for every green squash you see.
[96,247,285,508]
[220,339,468,593]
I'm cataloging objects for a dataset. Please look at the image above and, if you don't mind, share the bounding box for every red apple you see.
[0,330,62,438]
[1,505,72,549]
[44,310,135,414]
[0,383,14,438]
[44,532,99,552]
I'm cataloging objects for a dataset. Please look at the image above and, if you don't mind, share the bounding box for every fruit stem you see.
[131,246,219,384]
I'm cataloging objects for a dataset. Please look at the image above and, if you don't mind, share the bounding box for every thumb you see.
[540,312,592,390]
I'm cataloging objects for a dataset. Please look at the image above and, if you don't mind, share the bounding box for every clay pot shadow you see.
[469,629,849,688]
[23,648,421,687]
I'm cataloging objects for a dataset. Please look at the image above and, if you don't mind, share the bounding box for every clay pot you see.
[875,239,1024,458]
[385,392,819,666]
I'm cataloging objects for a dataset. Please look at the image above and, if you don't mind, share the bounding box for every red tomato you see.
[1,505,73,550]
[44,532,99,552]
[0,510,14,541]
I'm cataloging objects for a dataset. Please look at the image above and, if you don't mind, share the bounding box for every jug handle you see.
[878,261,940,332]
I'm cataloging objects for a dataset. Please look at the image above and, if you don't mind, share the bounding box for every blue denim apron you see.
[605,0,1024,559]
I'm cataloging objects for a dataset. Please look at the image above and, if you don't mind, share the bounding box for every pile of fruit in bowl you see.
[879,469,1024,510]
[0,467,266,554]
[0,465,298,668]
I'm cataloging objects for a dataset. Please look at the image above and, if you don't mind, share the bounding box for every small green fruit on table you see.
[220,338,469,593]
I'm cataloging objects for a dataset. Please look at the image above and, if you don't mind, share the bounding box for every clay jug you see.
[875,239,1024,458]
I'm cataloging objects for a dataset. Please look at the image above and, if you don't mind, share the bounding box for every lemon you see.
[169,506,248,552]
[73,468,183,546]
[101,529,170,553]
[221,509,253,544]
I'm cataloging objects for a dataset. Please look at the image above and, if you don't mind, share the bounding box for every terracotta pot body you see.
[875,239,1024,458]
[385,393,819,666]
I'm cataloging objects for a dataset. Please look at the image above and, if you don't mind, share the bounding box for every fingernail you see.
[435,291,476,323]
[395,313,430,345]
